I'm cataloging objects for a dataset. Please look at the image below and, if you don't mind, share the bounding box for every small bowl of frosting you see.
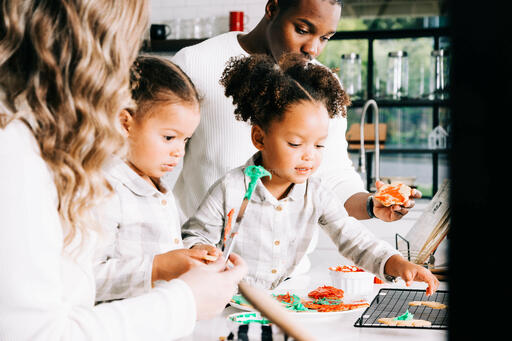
[328,265,374,300]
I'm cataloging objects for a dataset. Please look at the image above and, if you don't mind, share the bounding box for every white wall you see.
[150,0,267,37]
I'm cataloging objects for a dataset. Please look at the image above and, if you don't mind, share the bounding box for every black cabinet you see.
[331,28,450,196]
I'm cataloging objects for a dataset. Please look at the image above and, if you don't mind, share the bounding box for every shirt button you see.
[274,240,280,246]
[174,238,180,244]
[271,269,277,274]
[275,205,283,211]
[161,199,167,205]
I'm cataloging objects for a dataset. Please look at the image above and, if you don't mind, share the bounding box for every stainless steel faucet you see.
[359,99,380,186]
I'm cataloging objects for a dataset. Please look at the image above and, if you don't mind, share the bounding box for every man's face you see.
[265,0,341,61]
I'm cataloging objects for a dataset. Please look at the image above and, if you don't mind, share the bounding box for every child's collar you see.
[105,157,170,197]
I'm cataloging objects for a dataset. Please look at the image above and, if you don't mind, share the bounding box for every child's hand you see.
[191,243,222,262]
[179,252,247,320]
[384,254,439,296]
[373,180,422,222]
[152,248,211,283]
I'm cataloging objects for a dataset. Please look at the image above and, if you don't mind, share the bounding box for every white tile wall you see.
[150,0,267,35]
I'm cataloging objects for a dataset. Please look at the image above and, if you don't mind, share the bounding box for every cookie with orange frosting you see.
[307,285,344,300]
[374,183,412,207]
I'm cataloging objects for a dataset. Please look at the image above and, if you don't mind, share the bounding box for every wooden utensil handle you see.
[238,281,317,341]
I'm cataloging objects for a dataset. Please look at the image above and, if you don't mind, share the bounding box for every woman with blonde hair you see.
[0,1,246,340]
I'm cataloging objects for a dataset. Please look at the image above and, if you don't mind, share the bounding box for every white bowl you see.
[329,267,374,300]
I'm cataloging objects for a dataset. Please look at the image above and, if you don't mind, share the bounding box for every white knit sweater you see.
[0,97,196,340]
[171,32,365,223]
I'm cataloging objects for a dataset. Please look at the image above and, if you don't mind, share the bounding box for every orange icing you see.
[223,209,235,244]
[329,265,365,272]
[374,183,412,206]
[308,285,344,300]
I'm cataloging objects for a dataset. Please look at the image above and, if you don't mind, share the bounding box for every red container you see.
[230,11,244,32]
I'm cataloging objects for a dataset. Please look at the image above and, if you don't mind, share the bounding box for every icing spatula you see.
[223,165,271,262]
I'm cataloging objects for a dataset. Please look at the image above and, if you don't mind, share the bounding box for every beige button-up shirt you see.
[94,158,183,301]
[182,153,400,290]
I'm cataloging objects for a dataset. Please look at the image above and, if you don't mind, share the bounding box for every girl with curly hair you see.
[181,54,438,294]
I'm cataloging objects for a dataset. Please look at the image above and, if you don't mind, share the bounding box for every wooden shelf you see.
[350,98,450,108]
[348,148,450,154]
[141,39,206,53]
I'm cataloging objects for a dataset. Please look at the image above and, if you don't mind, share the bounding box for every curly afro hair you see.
[219,53,350,131]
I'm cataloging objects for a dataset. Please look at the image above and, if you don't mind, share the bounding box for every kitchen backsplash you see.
[149,0,266,37]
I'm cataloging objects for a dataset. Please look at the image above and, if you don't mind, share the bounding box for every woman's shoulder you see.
[0,119,40,157]
[0,120,50,181]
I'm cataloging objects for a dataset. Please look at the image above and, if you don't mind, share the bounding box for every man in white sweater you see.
[172,0,420,227]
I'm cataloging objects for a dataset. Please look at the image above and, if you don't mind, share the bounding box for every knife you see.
[223,165,271,262]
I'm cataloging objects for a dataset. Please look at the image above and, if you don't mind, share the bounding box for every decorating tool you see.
[223,165,271,262]
[221,208,235,251]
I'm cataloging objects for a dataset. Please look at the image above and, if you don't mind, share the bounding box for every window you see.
[318,16,450,197]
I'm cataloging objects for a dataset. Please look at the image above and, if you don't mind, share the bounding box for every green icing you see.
[230,312,271,325]
[244,165,271,199]
[272,293,311,312]
[231,294,251,306]
[394,309,414,321]
[313,298,343,306]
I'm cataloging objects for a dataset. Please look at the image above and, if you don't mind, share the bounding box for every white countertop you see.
[179,277,448,341]
[179,199,449,340]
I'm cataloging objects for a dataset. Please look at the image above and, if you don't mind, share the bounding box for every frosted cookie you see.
[308,285,344,300]
[409,301,447,309]
[374,183,412,207]
[202,254,218,262]
[230,294,253,308]
[378,317,432,327]
[378,309,432,327]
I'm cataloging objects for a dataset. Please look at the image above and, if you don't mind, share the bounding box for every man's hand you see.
[373,180,422,222]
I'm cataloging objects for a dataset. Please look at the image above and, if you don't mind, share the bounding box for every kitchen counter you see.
[178,199,448,340]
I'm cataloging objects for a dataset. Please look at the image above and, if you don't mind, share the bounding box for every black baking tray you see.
[354,288,448,329]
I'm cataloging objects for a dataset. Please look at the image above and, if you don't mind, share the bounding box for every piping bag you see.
[225,165,317,341]
[223,165,271,261]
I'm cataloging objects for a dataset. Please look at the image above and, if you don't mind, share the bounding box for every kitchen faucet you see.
[359,99,380,188]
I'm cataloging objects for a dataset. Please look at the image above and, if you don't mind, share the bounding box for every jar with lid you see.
[429,49,449,99]
[386,51,408,99]
[339,52,363,99]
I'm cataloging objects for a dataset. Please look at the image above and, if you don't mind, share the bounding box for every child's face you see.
[122,101,200,181]
[253,100,329,186]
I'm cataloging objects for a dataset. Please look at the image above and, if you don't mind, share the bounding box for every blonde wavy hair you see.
[0,0,148,247]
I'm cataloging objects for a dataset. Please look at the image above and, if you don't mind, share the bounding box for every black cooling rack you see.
[354,288,448,329]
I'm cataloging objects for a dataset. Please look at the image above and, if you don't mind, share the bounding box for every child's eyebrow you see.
[287,132,328,141]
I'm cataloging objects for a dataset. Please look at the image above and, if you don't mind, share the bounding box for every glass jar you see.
[339,52,363,99]
[429,49,450,99]
[386,51,408,99]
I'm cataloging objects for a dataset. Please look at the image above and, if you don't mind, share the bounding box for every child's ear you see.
[251,125,265,151]
[118,109,133,136]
